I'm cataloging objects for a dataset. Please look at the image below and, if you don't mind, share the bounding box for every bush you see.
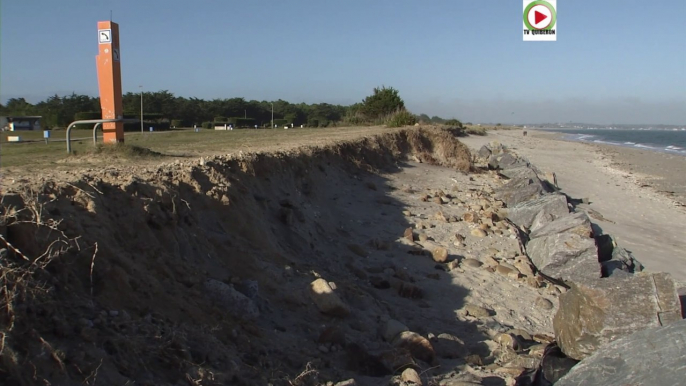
[444,119,463,128]
[361,86,405,120]
[171,119,182,128]
[201,122,213,129]
[385,109,417,128]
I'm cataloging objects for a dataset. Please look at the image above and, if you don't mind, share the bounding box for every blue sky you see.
[1,0,685,124]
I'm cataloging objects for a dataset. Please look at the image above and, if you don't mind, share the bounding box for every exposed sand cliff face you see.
[1,128,561,386]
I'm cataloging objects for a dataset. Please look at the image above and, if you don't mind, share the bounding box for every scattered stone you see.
[431,246,449,263]
[401,368,423,385]
[334,380,357,386]
[402,210,412,216]
[418,233,429,242]
[446,260,460,271]
[433,196,443,205]
[309,278,351,317]
[432,333,468,359]
[390,279,423,299]
[477,145,492,160]
[495,367,525,376]
[494,333,521,351]
[506,194,569,229]
[421,195,429,202]
[535,297,554,310]
[455,233,466,242]
[554,272,682,360]
[464,304,490,319]
[462,259,482,268]
[392,331,435,364]
[440,196,450,204]
[464,354,483,366]
[555,319,686,386]
[462,212,478,223]
[470,228,487,238]
[508,328,533,342]
[495,264,515,277]
[383,319,409,342]
[404,227,414,242]
[481,255,499,267]
[513,260,535,277]
[435,211,448,222]
[204,279,260,320]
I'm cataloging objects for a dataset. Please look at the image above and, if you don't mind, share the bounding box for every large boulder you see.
[495,175,552,207]
[204,279,260,319]
[526,231,599,282]
[477,145,492,160]
[553,272,683,360]
[506,194,569,229]
[596,234,645,278]
[499,165,539,180]
[556,319,686,386]
[529,212,593,240]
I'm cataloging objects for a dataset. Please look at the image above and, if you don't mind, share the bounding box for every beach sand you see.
[460,129,686,285]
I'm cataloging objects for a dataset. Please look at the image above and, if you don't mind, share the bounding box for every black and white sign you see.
[98,29,112,44]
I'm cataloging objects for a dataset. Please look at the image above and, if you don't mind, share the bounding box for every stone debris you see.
[309,278,351,317]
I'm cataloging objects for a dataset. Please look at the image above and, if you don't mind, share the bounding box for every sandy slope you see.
[460,130,686,285]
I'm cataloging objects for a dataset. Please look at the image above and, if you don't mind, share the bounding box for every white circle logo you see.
[527,4,553,30]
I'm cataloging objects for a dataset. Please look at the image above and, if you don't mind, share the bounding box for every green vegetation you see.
[1,87,472,131]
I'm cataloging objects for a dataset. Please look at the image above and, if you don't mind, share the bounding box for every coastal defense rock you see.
[204,279,260,320]
[526,231,599,282]
[553,272,683,360]
[556,319,686,386]
[507,194,569,229]
[596,234,645,277]
[529,212,593,240]
[498,165,539,180]
[477,145,492,160]
[309,279,350,317]
[495,177,549,207]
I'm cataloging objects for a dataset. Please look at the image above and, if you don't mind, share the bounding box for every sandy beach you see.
[460,129,686,285]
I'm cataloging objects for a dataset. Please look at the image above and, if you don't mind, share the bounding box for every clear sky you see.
[1,0,685,124]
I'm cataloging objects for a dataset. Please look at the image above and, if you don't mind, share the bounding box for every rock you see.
[392,331,435,364]
[597,236,644,277]
[494,333,521,351]
[481,255,499,267]
[462,259,482,268]
[535,297,554,310]
[508,328,533,342]
[516,342,578,385]
[204,279,260,320]
[477,145,492,160]
[529,208,555,234]
[496,264,515,277]
[507,194,569,230]
[470,228,487,238]
[526,231,599,282]
[404,227,414,242]
[309,278,350,317]
[383,319,409,342]
[464,304,490,319]
[462,212,478,223]
[529,212,592,240]
[235,279,259,300]
[401,368,423,385]
[499,165,539,180]
[494,175,553,207]
[514,260,535,277]
[495,367,524,376]
[455,233,466,242]
[432,333,468,359]
[464,354,483,366]
[418,233,429,242]
[431,246,449,263]
[553,272,682,360]
[434,211,448,222]
[433,196,443,204]
[334,380,357,386]
[556,319,686,386]
[496,153,520,169]
[389,278,423,299]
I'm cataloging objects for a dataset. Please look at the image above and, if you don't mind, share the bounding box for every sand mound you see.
[0,127,472,385]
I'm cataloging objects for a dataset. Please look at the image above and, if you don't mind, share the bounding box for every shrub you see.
[444,119,463,128]
[385,109,417,128]
[361,86,405,120]
[202,122,214,129]
[171,119,182,128]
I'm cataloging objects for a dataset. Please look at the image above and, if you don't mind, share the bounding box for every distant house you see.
[1,116,42,131]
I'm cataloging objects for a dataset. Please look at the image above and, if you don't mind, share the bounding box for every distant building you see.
[1,116,42,131]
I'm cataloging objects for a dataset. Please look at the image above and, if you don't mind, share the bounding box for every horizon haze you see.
[1,0,684,125]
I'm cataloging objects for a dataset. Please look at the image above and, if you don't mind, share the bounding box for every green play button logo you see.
[523,0,557,41]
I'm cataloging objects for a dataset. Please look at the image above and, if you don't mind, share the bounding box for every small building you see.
[1,116,42,131]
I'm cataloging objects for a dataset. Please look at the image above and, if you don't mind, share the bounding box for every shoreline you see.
[531,129,686,208]
[460,130,686,284]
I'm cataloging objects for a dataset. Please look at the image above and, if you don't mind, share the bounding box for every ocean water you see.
[542,128,686,155]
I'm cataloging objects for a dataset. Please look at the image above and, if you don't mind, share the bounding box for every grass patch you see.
[89,143,163,158]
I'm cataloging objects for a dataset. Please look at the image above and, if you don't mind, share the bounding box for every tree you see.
[360,86,405,120]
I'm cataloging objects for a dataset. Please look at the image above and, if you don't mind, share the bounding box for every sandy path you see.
[460,130,686,285]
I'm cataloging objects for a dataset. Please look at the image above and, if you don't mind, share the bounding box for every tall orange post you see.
[96,21,124,143]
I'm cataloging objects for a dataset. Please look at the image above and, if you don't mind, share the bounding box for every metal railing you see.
[66,118,138,153]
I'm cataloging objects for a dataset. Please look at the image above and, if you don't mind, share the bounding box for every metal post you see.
[139,85,144,133]
[66,118,138,153]
[93,122,103,144]
[271,103,274,129]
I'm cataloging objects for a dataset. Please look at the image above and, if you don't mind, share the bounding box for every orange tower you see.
[96,21,124,143]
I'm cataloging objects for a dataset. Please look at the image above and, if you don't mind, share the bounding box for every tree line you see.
[0,87,462,129]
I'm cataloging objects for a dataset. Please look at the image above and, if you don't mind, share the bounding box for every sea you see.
[541,128,686,155]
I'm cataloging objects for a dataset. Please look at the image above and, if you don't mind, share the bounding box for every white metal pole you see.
[139,85,143,133]
[271,103,274,128]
